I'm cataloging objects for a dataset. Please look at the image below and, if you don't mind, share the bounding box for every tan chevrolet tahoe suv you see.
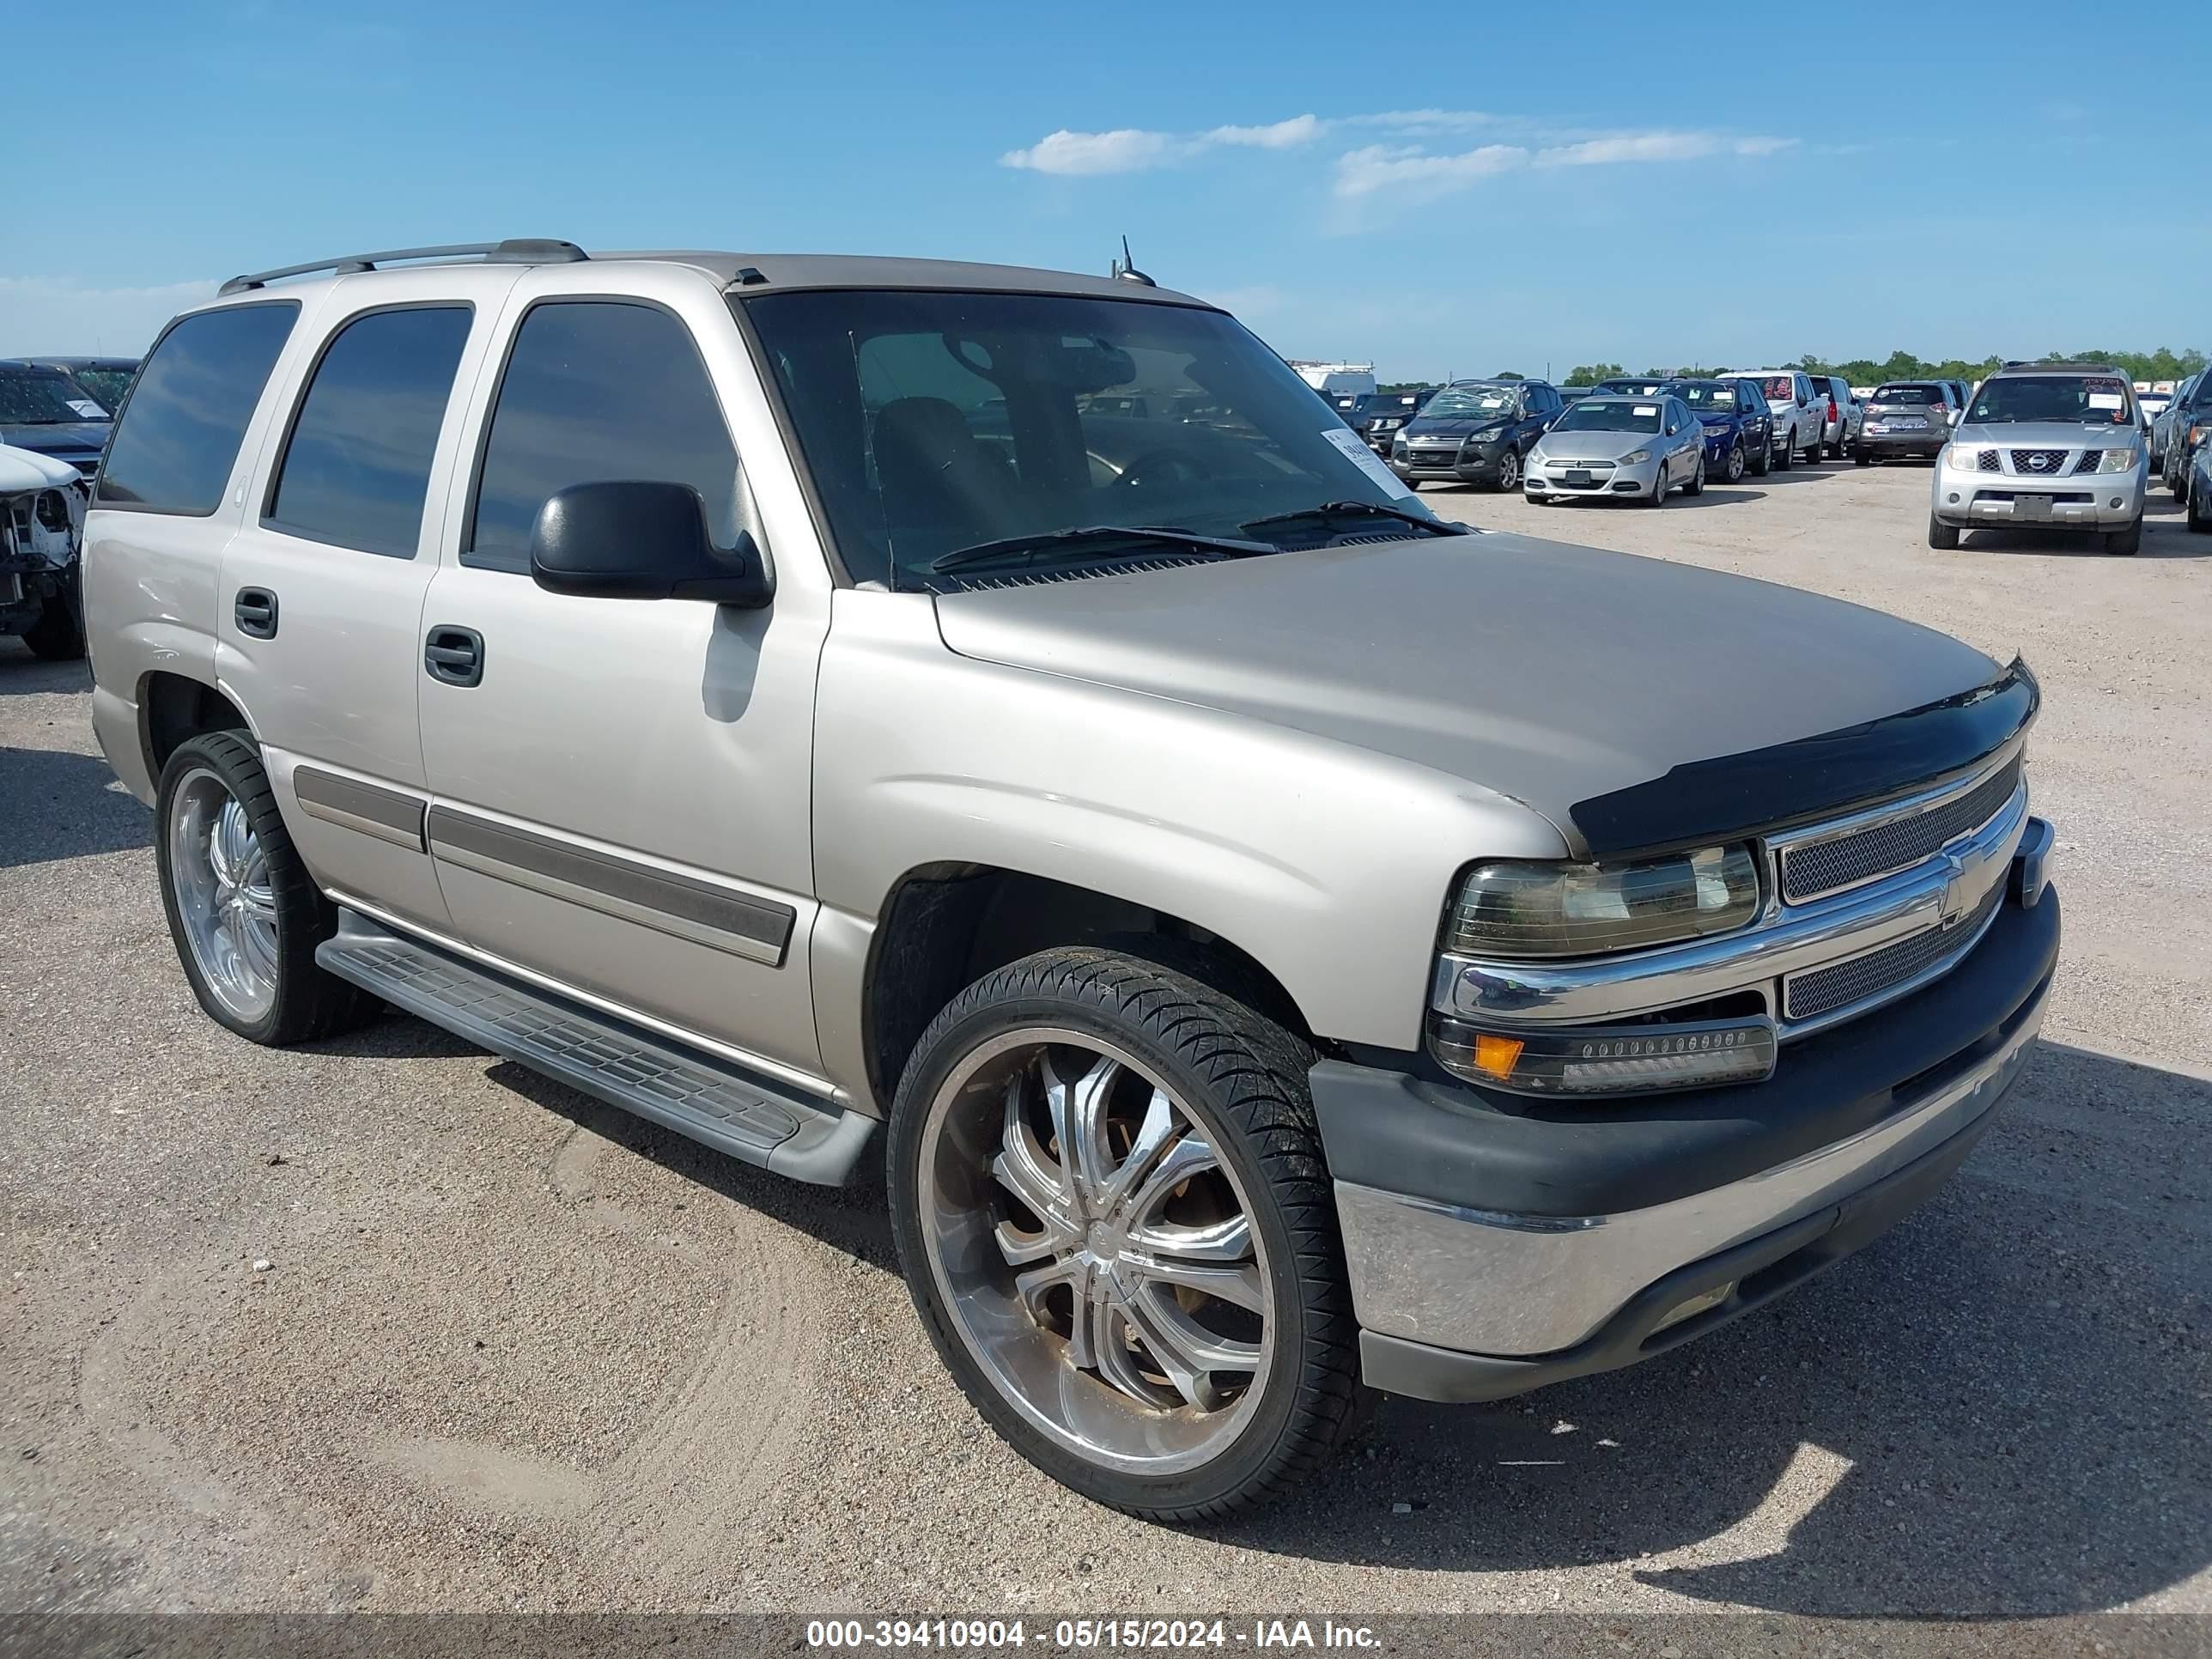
[84,240,2059,1519]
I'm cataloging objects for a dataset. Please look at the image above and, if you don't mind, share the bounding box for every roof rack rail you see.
[218,239,587,296]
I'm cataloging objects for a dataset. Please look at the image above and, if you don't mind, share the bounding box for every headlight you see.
[1620,449,1652,465]
[1443,845,1760,959]
[1948,445,1988,470]
[2095,445,2141,472]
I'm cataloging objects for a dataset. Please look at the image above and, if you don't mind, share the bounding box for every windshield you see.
[0,368,100,426]
[1421,384,1519,418]
[1594,380,1665,396]
[743,289,1426,585]
[1969,374,2134,425]
[64,366,136,412]
[1672,382,1739,411]
[1552,398,1662,434]
[1872,384,1941,405]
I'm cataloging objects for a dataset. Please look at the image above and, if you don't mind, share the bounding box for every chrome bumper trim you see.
[1340,960,2049,1357]
[1433,789,2032,1039]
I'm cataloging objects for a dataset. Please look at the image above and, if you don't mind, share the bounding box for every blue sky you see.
[10,0,2209,377]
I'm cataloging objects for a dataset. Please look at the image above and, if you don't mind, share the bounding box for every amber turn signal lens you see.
[1470,1033,1524,1080]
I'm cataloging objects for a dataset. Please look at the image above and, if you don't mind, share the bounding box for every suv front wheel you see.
[887,946,1358,1520]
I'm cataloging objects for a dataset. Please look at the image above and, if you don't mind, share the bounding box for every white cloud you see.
[1203,114,1322,149]
[1333,143,1527,201]
[0,276,216,357]
[1536,131,1722,167]
[1000,127,1179,175]
[999,112,1796,204]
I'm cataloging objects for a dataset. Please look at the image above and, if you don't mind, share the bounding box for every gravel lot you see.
[3,460,2207,1627]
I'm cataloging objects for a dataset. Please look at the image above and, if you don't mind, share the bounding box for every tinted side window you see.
[265,306,473,558]
[95,302,299,514]
[467,301,737,574]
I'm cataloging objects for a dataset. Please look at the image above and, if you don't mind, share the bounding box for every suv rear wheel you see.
[887,946,1358,1519]
[155,732,377,1044]
[22,593,85,661]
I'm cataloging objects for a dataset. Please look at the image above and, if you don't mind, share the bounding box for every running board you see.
[316,910,876,1186]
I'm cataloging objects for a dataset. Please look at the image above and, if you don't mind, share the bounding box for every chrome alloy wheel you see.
[167,769,279,1023]
[917,1028,1273,1475]
[1496,447,1519,489]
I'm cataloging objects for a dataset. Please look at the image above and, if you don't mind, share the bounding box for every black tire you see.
[1686,453,1705,496]
[1643,465,1669,506]
[2189,476,2211,533]
[2172,459,2189,500]
[1928,514,1961,550]
[1854,448,1874,466]
[886,946,1358,1521]
[1724,441,1745,483]
[1775,427,1795,471]
[21,592,85,661]
[154,731,378,1045]
[1494,447,1520,492]
[1749,434,1771,477]
[2103,517,2142,556]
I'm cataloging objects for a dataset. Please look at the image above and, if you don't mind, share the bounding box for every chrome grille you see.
[1780,758,2022,903]
[1784,880,2003,1023]
[2009,448,2069,475]
[1977,450,2001,471]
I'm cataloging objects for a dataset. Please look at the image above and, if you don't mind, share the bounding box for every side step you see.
[316,909,877,1186]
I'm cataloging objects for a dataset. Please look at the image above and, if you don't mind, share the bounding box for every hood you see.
[1406,416,1510,440]
[1954,420,2136,450]
[0,443,85,493]
[0,421,108,462]
[931,535,2005,855]
[1532,428,1655,463]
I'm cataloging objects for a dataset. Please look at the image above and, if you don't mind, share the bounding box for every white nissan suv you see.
[1929,362,2148,555]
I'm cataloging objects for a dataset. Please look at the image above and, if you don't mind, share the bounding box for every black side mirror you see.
[529,481,773,607]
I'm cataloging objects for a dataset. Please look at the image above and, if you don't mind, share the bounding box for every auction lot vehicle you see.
[1856,381,1957,463]
[0,360,112,483]
[1,442,86,659]
[26,356,142,416]
[1389,379,1561,490]
[2155,370,2212,496]
[1667,378,1775,482]
[1929,362,2146,553]
[1352,387,1435,453]
[1736,368,1825,465]
[1524,392,1706,503]
[84,241,2060,1520]
[1812,375,1862,456]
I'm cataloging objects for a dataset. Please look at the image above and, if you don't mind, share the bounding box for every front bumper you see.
[1312,867,2060,1402]
[1391,445,1507,483]
[1931,459,2146,530]
[1525,454,1662,496]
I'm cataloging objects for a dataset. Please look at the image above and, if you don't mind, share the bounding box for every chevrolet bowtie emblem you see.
[1939,851,1971,928]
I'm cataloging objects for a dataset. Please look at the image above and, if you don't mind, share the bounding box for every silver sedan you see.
[1524,392,1707,505]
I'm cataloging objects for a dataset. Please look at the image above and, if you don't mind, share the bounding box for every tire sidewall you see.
[154,732,331,1044]
[885,956,1346,1516]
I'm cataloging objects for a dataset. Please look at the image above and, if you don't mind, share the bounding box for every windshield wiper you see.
[1239,500,1471,540]
[928,524,1275,577]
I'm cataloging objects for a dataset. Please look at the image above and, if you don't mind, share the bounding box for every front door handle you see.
[234,586,278,640]
[424,624,484,688]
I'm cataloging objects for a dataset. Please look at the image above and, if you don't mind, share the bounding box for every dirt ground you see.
[2,458,2206,1629]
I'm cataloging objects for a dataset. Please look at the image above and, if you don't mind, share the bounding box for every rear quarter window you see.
[94,302,300,515]
[264,305,474,558]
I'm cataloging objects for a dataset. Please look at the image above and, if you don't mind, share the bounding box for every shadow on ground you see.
[321,1004,2209,1618]
[1,744,152,867]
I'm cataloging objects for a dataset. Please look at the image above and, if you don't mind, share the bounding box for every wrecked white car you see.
[1,442,85,659]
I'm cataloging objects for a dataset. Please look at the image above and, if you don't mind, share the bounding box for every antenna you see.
[1111,235,1156,287]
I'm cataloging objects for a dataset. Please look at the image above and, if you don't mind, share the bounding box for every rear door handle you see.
[424,624,484,688]
[234,586,278,640]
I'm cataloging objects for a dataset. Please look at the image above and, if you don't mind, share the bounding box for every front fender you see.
[811,592,1571,1051]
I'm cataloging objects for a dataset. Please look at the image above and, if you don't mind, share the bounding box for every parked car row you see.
[2150,368,2212,503]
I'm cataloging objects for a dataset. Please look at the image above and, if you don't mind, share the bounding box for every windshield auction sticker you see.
[1320,425,1418,499]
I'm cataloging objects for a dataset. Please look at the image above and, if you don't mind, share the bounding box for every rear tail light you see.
[1827,399,1838,422]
